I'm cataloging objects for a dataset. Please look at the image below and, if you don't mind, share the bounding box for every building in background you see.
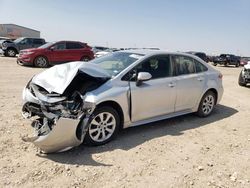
[0,24,40,39]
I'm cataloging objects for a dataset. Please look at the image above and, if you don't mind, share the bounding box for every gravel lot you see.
[0,56,249,188]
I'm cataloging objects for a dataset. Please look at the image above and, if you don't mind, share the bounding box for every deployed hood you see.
[32,61,111,94]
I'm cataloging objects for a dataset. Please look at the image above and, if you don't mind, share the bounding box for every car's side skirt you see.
[124,109,194,128]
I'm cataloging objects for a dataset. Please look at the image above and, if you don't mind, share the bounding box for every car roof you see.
[121,49,199,58]
[53,40,85,44]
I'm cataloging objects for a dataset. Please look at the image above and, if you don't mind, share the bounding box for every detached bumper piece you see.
[22,116,91,153]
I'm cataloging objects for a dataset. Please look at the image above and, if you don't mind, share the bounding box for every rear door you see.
[33,39,45,48]
[171,55,206,112]
[66,42,85,61]
[130,55,177,122]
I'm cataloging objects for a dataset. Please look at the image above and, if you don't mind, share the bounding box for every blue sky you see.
[0,0,249,55]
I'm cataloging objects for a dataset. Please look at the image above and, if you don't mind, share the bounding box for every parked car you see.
[0,37,46,57]
[21,50,223,153]
[240,57,250,66]
[92,46,109,54]
[238,61,250,86]
[213,54,240,67]
[186,52,208,62]
[17,41,94,67]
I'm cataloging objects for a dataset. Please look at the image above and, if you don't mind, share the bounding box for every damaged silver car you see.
[22,50,223,153]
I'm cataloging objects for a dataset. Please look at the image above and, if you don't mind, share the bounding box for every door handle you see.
[168,82,176,88]
[197,77,204,81]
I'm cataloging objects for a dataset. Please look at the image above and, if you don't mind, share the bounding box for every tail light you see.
[218,73,223,79]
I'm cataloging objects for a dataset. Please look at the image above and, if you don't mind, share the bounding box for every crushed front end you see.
[22,82,96,153]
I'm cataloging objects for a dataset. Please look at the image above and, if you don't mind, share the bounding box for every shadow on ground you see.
[40,104,238,166]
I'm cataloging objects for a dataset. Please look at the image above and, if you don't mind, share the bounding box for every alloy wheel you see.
[202,95,215,115]
[89,112,116,142]
[7,49,16,57]
[35,57,48,67]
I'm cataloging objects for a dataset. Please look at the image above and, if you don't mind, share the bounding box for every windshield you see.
[14,38,24,43]
[38,42,55,49]
[91,52,144,76]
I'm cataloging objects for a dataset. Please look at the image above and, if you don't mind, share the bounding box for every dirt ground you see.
[0,56,249,188]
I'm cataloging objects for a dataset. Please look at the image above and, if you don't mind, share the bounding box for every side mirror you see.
[136,72,152,86]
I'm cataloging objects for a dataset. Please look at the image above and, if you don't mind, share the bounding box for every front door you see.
[49,42,68,63]
[18,38,32,51]
[130,55,176,122]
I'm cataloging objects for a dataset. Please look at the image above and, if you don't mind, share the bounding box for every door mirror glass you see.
[136,72,152,86]
[50,46,55,51]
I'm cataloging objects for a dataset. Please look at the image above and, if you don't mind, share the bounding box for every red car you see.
[17,41,94,67]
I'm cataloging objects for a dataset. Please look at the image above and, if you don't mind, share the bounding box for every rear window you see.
[66,42,84,49]
[194,60,208,72]
[33,39,44,45]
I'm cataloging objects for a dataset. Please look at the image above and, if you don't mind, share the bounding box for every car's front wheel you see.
[197,91,216,117]
[84,106,120,146]
[34,56,49,68]
[6,48,17,57]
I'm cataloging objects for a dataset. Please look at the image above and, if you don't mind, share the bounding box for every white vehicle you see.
[22,50,224,153]
[95,48,120,58]
[238,61,250,86]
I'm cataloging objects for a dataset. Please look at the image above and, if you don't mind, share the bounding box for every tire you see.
[80,56,90,62]
[196,91,216,117]
[238,71,246,86]
[84,106,120,146]
[6,48,17,57]
[34,56,49,68]
[213,62,217,66]
[235,62,240,67]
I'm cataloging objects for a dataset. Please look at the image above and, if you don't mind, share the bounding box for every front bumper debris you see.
[22,117,90,153]
[21,84,95,153]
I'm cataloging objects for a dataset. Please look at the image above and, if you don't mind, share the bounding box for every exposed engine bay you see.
[21,62,110,153]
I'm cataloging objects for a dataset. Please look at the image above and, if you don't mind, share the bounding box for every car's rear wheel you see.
[197,91,216,117]
[80,56,90,62]
[34,56,49,68]
[6,48,16,57]
[235,62,240,67]
[84,106,120,146]
[213,62,217,66]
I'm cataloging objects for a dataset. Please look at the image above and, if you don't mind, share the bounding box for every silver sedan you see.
[22,50,223,153]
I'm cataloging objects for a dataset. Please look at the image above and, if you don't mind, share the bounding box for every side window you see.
[20,38,32,45]
[172,56,196,75]
[53,42,66,50]
[33,39,44,45]
[136,56,172,79]
[66,42,83,49]
[194,60,208,73]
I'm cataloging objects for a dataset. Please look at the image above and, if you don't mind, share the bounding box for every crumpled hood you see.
[32,61,110,94]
